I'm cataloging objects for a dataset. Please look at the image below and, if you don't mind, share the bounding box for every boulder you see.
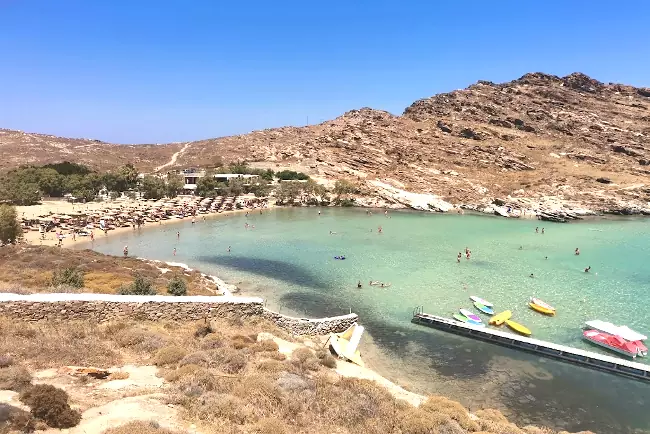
[596,177,612,184]
[437,120,452,133]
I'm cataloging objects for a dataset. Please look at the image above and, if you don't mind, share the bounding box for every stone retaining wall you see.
[262,309,358,335]
[0,293,357,335]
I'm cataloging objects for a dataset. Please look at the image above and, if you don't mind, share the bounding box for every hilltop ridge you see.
[2,72,650,214]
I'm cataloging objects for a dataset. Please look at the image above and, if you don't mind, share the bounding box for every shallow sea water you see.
[90,208,650,433]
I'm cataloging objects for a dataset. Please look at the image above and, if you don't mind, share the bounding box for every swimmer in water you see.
[227,246,231,253]
[173,247,176,256]
[545,256,548,260]
[457,252,462,263]
[541,228,545,234]
[177,231,180,239]
[357,281,362,288]
[519,246,523,250]
[535,227,539,233]
[529,273,534,278]
[575,248,580,256]
[584,266,591,273]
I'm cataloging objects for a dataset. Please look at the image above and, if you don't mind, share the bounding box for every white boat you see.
[328,323,365,367]
[585,320,647,342]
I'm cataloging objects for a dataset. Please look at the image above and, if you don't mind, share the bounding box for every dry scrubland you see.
[0,245,217,296]
[0,314,596,434]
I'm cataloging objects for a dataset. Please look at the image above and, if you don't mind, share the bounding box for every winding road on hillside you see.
[154,142,191,172]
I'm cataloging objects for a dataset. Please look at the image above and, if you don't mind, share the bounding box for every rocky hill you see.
[2,72,650,214]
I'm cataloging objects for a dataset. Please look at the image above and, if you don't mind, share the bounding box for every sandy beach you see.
[18,197,271,248]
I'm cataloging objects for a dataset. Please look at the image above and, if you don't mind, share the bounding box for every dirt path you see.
[155,142,191,172]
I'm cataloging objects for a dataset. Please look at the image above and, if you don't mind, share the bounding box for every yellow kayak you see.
[505,320,532,336]
[529,302,556,316]
[489,310,512,326]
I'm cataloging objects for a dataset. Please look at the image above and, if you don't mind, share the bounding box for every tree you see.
[165,173,183,198]
[167,275,187,296]
[276,170,309,181]
[140,175,166,200]
[0,179,41,206]
[274,181,303,205]
[118,164,139,191]
[0,205,22,244]
[196,176,217,197]
[118,274,156,295]
[249,181,272,197]
[225,178,244,197]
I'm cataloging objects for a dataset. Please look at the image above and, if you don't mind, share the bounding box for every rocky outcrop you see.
[3,71,650,216]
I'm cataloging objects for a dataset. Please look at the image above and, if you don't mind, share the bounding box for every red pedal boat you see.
[583,330,647,359]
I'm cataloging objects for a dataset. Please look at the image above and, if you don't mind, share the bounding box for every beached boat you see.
[505,320,532,336]
[328,323,365,367]
[459,309,482,323]
[489,310,512,326]
[473,302,494,315]
[530,297,556,316]
[583,330,641,359]
[585,320,647,342]
[470,296,493,307]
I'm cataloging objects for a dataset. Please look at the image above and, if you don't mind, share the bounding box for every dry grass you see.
[101,420,187,434]
[0,245,218,296]
[0,365,32,391]
[0,403,36,433]
[153,346,187,367]
[108,371,130,380]
[0,313,570,434]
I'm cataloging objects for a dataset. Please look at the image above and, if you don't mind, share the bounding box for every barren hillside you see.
[2,72,650,212]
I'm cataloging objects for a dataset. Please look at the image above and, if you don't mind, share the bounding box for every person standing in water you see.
[177,231,180,240]
[535,227,539,233]
[123,245,128,258]
[228,246,231,254]
[541,228,545,234]
[575,248,580,255]
[357,281,362,288]
[457,252,462,263]
[173,247,176,256]
[377,226,382,233]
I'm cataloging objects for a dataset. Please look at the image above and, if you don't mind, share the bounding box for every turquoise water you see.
[89,208,650,432]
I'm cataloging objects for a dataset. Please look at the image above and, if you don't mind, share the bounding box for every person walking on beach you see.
[90,231,94,241]
[575,248,580,255]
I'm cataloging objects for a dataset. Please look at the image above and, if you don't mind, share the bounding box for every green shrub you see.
[166,275,187,296]
[19,384,81,428]
[51,267,85,288]
[119,274,156,295]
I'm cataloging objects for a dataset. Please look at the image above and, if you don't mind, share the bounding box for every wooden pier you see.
[411,311,650,382]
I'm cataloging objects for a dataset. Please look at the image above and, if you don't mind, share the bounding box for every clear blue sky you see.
[1,0,648,144]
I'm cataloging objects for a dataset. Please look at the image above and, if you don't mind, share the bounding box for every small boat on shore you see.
[470,296,493,307]
[473,302,494,315]
[328,323,365,367]
[585,320,647,342]
[505,320,532,336]
[530,297,556,316]
[489,310,512,326]
[583,330,643,359]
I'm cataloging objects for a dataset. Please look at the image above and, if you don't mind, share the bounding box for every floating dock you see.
[411,311,650,382]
